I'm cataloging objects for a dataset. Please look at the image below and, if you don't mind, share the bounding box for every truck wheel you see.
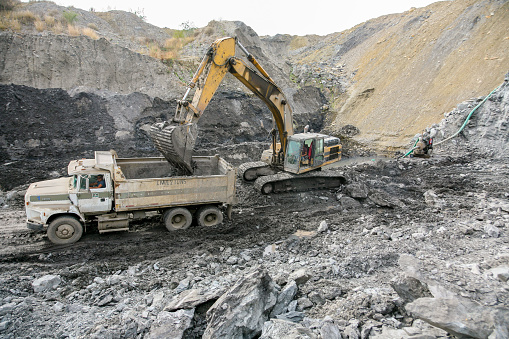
[47,216,83,245]
[197,206,223,227]
[163,208,192,231]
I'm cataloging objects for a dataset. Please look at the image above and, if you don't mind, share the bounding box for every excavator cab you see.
[283,133,341,174]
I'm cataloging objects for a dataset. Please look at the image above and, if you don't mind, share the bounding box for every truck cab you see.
[71,172,113,214]
[25,154,116,244]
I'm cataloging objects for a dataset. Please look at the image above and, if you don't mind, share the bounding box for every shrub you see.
[0,0,20,11]
[67,23,79,36]
[12,10,36,24]
[52,21,63,34]
[63,10,78,25]
[82,27,98,39]
[34,18,44,32]
[87,22,97,30]
[44,15,55,27]
[10,18,20,31]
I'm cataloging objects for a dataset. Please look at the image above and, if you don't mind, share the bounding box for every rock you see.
[32,275,61,293]
[484,223,500,237]
[0,302,16,316]
[275,311,305,323]
[0,320,10,331]
[424,190,444,208]
[405,297,509,339]
[317,220,328,233]
[308,291,325,306]
[344,319,361,339]
[270,280,298,317]
[203,267,277,339]
[5,190,19,201]
[390,274,432,304]
[489,265,509,282]
[164,288,223,312]
[361,319,382,338]
[368,190,405,208]
[320,319,343,339]
[296,297,313,311]
[53,301,65,313]
[260,319,316,339]
[287,300,298,312]
[264,244,277,257]
[288,268,311,286]
[345,182,368,199]
[339,196,362,210]
[175,277,191,293]
[96,293,113,307]
[226,256,239,265]
[93,277,105,284]
[147,309,195,339]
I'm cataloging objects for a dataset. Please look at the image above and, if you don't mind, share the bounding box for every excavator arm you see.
[150,37,293,174]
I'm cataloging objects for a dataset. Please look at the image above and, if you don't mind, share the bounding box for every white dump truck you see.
[24,151,237,244]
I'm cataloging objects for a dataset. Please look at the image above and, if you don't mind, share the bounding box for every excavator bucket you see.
[149,122,197,175]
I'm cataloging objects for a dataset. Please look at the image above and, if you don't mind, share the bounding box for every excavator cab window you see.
[285,140,301,166]
[301,138,324,168]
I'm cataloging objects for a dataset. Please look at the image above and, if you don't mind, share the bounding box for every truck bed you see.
[113,155,236,212]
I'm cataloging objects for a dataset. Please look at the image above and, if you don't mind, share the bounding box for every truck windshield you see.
[79,175,87,190]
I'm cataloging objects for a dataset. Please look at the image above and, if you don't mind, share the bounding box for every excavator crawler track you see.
[253,170,346,194]
[238,161,278,181]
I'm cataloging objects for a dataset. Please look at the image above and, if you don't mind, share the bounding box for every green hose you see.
[433,83,502,147]
[401,83,502,158]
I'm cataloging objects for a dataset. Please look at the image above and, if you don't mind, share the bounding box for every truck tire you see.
[47,216,83,245]
[163,208,192,231]
[197,206,223,227]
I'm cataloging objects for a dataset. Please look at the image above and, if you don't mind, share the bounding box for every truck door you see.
[76,173,112,214]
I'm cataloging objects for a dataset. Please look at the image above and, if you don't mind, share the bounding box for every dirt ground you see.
[0,148,508,338]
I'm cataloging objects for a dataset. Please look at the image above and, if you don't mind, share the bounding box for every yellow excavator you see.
[150,37,345,194]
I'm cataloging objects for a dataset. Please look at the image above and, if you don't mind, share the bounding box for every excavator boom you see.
[150,37,293,174]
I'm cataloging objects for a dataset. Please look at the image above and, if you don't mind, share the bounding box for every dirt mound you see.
[287,0,509,151]
[15,1,172,50]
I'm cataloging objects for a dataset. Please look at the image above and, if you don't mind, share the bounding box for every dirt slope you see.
[289,0,509,150]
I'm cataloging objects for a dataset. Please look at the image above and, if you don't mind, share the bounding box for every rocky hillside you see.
[0,0,508,156]
[284,0,509,150]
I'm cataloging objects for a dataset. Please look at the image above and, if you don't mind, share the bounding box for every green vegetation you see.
[0,0,19,11]
[173,20,196,38]
[62,10,77,25]
[130,8,146,21]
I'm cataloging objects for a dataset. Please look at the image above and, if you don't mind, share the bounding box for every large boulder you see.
[260,319,316,339]
[147,309,195,339]
[390,274,433,304]
[406,297,509,339]
[32,275,61,293]
[203,268,278,339]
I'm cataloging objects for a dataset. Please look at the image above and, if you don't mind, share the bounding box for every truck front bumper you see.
[27,222,44,231]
